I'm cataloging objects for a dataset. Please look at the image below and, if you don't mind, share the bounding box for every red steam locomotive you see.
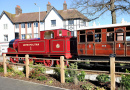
[7,29,77,66]
[6,24,130,66]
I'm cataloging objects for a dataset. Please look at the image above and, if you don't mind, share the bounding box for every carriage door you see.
[115,29,125,56]
[126,26,130,56]
[86,31,94,55]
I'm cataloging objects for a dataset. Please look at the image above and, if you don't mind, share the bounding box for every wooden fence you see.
[2,54,130,90]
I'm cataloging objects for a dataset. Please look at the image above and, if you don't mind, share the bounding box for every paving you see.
[0,77,67,90]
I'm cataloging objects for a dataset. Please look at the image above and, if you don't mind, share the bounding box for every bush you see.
[77,71,85,81]
[120,69,130,90]
[54,63,78,83]
[0,64,13,72]
[81,83,94,90]
[37,75,47,81]
[29,64,46,79]
[96,74,110,83]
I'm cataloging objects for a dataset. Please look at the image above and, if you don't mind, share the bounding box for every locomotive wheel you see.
[10,57,19,63]
[56,60,69,67]
[43,60,54,67]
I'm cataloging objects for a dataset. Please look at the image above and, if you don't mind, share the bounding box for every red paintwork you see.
[6,29,73,60]
[77,25,130,57]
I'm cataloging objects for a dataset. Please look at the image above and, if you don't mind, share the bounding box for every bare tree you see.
[71,0,130,24]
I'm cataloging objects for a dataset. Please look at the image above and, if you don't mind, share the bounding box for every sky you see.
[0,0,130,26]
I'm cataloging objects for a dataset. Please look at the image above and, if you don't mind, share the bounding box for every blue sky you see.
[0,0,130,26]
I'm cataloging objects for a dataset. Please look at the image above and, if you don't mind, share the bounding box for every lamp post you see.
[34,3,40,37]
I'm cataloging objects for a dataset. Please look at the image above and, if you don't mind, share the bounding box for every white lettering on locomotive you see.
[23,43,39,46]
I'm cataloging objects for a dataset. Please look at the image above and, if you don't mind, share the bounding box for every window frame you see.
[68,20,74,25]
[15,24,19,29]
[34,22,38,27]
[27,23,31,28]
[4,35,8,41]
[3,24,8,29]
[51,20,56,27]
[21,23,25,28]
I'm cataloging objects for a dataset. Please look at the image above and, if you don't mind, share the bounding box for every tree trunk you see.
[111,0,116,24]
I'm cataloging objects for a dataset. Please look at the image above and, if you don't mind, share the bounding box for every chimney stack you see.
[47,2,51,13]
[15,5,22,15]
[63,1,67,10]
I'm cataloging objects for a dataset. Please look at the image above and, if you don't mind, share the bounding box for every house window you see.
[15,24,19,29]
[3,24,8,29]
[34,33,38,38]
[4,35,8,41]
[21,34,25,39]
[21,23,25,28]
[27,23,31,28]
[68,20,74,25]
[34,22,38,27]
[81,21,86,26]
[51,20,56,26]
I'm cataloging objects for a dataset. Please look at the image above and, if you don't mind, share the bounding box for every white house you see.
[0,1,89,55]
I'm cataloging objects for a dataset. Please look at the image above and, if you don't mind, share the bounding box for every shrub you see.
[29,64,46,79]
[81,83,93,90]
[54,63,78,83]
[65,77,74,83]
[0,64,13,72]
[120,69,130,90]
[96,74,110,83]
[77,71,85,81]
[37,75,47,81]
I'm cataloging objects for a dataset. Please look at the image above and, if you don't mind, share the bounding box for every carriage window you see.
[107,28,114,41]
[126,32,130,41]
[95,34,101,42]
[116,29,124,41]
[95,29,101,33]
[80,35,85,42]
[126,26,130,31]
[44,31,54,39]
[79,30,85,42]
[95,29,101,42]
[107,28,114,32]
[87,32,93,42]
[80,30,85,34]
[107,33,114,41]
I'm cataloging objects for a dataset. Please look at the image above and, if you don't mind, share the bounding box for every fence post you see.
[3,54,7,75]
[25,54,29,78]
[60,56,65,83]
[110,54,116,90]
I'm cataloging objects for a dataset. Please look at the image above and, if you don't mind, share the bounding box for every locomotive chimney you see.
[63,0,67,10]
[15,5,22,15]
[47,2,51,13]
